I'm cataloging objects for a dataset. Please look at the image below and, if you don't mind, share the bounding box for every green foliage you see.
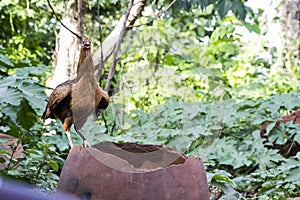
[95,7,300,197]
[0,1,61,65]
[1,0,300,199]
[0,142,63,191]
[174,0,251,21]
[84,93,300,198]
[0,50,67,191]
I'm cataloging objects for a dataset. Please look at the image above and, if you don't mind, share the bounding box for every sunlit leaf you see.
[212,173,235,185]
[286,167,300,183]
[216,0,232,19]
[0,157,6,163]
[266,122,276,135]
[48,160,59,171]
[0,54,13,68]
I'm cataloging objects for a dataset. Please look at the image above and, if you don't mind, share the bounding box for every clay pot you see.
[57,142,209,200]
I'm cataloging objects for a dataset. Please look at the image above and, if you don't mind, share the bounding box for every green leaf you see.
[0,76,46,118]
[232,0,246,20]
[252,117,273,125]
[286,166,300,183]
[16,98,37,130]
[243,21,260,34]
[0,54,13,68]
[266,122,276,135]
[0,149,11,157]
[48,160,59,171]
[18,81,47,112]
[198,0,210,9]
[211,181,240,200]
[26,149,43,158]
[216,0,232,19]
[164,54,176,66]
[212,173,235,185]
[0,157,6,163]
[294,131,300,144]
[218,43,237,54]
[0,86,22,106]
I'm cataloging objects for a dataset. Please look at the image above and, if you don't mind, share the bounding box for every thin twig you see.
[127,0,177,28]
[92,0,146,78]
[47,0,82,41]
[5,143,17,171]
[111,118,116,135]
[95,0,105,82]
[105,0,135,92]
[101,112,108,134]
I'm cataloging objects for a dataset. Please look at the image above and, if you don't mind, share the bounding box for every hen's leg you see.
[76,129,91,148]
[65,130,74,149]
[63,119,74,149]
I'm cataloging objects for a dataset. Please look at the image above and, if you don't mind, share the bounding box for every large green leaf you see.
[0,76,47,112]
[286,167,300,183]
[0,86,22,106]
[216,0,233,19]
[18,81,47,112]
[232,0,246,20]
[0,54,13,68]
[17,98,37,130]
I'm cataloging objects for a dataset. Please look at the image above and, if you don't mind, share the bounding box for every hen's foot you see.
[82,140,91,148]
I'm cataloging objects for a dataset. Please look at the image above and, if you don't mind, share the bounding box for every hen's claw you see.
[82,140,91,148]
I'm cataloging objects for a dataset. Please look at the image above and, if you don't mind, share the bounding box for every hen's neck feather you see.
[76,49,94,77]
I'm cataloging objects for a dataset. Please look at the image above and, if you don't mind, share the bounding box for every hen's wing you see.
[94,85,110,118]
[42,80,73,120]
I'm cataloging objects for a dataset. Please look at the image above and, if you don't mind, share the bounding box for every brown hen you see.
[42,38,109,148]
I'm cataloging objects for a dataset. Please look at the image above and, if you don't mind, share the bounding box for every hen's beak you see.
[82,38,91,49]
[84,41,91,48]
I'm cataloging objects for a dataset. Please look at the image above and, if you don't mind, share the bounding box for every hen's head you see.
[81,37,92,51]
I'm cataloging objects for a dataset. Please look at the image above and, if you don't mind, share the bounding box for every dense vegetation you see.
[0,0,300,199]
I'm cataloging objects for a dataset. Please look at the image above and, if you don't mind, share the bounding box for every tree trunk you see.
[48,0,81,89]
[281,0,300,77]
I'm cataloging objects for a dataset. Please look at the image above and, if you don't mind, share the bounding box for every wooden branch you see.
[47,0,82,41]
[78,0,84,39]
[104,0,134,92]
[93,0,147,83]
[95,0,105,81]
[128,0,177,28]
